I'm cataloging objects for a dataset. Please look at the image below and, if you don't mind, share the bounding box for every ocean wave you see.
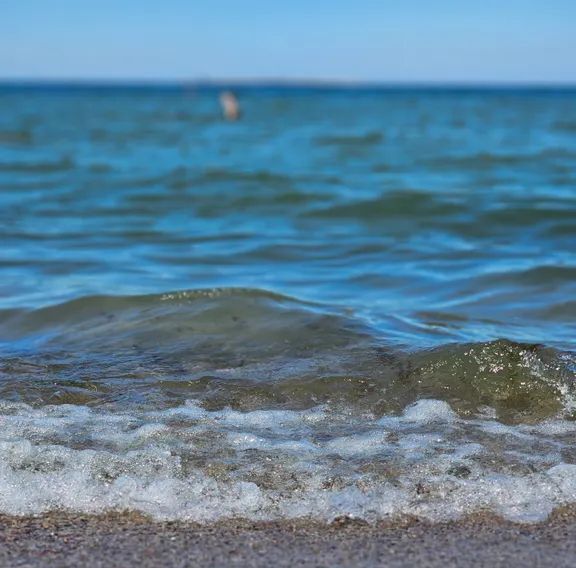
[0,398,576,522]
[0,289,573,422]
[1,89,575,524]
[0,156,74,173]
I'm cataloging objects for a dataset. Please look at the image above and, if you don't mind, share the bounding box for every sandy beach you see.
[1,510,576,567]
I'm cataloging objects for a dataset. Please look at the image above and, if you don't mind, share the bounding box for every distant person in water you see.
[219,91,241,121]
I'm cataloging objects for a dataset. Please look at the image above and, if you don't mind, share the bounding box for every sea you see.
[0,83,575,523]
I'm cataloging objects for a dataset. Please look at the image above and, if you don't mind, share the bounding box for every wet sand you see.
[1,510,576,567]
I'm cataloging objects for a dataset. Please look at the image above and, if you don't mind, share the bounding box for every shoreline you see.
[2,509,576,567]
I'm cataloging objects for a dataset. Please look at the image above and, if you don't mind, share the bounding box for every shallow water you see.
[0,85,575,522]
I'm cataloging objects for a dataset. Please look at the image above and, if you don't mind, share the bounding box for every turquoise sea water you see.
[0,85,575,521]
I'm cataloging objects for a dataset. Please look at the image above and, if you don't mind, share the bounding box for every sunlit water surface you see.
[0,85,575,522]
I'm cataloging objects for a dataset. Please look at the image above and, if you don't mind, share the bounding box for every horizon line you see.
[2,77,576,89]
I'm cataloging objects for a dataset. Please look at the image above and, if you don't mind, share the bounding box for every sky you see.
[1,0,576,83]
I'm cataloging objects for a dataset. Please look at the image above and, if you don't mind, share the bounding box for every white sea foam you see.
[0,399,576,523]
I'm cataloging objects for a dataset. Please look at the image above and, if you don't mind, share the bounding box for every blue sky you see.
[1,0,575,82]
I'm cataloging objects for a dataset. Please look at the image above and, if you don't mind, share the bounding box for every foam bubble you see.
[0,398,576,522]
[401,399,459,423]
